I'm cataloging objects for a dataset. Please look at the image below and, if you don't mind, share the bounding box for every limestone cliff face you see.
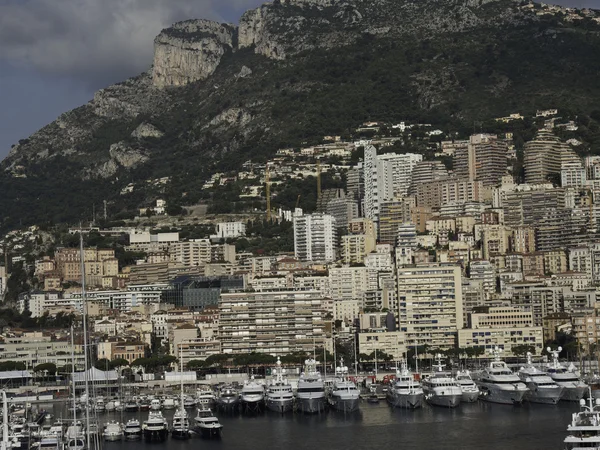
[152,20,236,88]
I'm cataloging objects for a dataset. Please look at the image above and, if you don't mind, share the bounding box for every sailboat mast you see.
[71,326,77,425]
[79,233,91,450]
[180,344,184,413]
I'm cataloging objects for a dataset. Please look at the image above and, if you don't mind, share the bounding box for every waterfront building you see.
[219,290,327,355]
[396,263,463,350]
[358,331,406,361]
[293,213,337,262]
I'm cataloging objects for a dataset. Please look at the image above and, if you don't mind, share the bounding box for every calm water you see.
[46,400,578,450]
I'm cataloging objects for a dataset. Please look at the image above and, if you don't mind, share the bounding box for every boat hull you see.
[425,394,462,408]
[266,398,294,413]
[461,391,480,403]
[241,398,264,412]
[296,397,326,414]
[387,392,424,409]
[560,386,588,402]
[171,429,191,440]
[124,431,141,441]
[104,434,122,442]
[477,384,528,405]
[525,386,563,405]
[143,429,168,442]
[198,427,222,439]
[329,396,360,413]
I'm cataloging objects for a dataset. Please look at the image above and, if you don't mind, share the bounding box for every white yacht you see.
[149,398,161,411]
[546,347,588,402]
[195,389,216,407]
[456,370,480,403]
[103,421,122,442]
[170,409,191,440]
[328,358,360,413]
[265,358,294,413]
[194,407,223,439]
[518,352,564,404]
[162,397,177,410]
[474,346,529,405]
[296,358,327,414]
[124,399,138,412]
[123,419,141,440]
[422,355,462,408]
[215,385,240,413]
[183,396,196,409]
[94,398,105,413]
[564,392,600,450]
[386,360,424,409]
[64,423,85,450]
[142,411,168,442]
[240,377,265,412]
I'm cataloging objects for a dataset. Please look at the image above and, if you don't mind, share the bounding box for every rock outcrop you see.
[152,20,236,88]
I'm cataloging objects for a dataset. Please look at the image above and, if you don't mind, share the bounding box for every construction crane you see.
[265,163,271,221]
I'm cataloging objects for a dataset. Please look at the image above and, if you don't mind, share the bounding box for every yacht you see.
[473,346,529,405]
[123,419,141,440]
[455,370,480,403]
[37,436,63,450]
[296,358,327,414]
[194,407,223,439]
[124,399,139,412]
[215,385,240,413]
[162,397,177,410]
[138,397,151,411]
[386,360,424,409]
[142,411,168,442]
[564,392,600,450]
[94,398,105,413]
[149,398,162,411]
[170,409,191,440]
[421,354,462,408]
[240,377,265,412]
[103,421,123,441]
[196,389,216,407]
[64,423,85,450]
[183,396,196,409]
[105,400,116,413]
[265,357,294,413]
[328,358,360,413]
[518,352,564,404]
[546,347,588,402]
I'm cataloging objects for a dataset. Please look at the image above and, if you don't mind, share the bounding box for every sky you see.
[0,0,598,161]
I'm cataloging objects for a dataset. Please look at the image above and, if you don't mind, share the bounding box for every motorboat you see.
[124,399,139,412]
[64,423,85,450]
[194,407,223,439]
[240,377,265,412]
[265,357,294,413]
[386,360,424,409]
[139,398,151,411]
[105,400,116,413]
[183,396,196,409]
[473,346,529,405]
[142,411,168,442]
[103,421,122,441]
[94,398,105,413]
[196,389,216,407]
[456,370,480,403]
[296,358,326,414]
[421,354,462,408]
[162,397,177,410]
[546,347,588,402]
[564,391,600,450]
[123,419,141,440]
[518,352,563,405]
[149,398,161,411]
[215,385,240,413]
[328,358,360,413]
[170,408,191,440]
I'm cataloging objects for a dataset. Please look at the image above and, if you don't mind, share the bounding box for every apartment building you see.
[293,213,337,262]
[341,234,376,265]
[219,290,327,355]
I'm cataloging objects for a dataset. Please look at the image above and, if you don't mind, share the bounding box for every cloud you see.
[0,0,263,87]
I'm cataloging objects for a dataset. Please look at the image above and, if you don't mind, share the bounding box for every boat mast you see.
[180,343,185,417]
[1,390,8,450]
[71,326,77,426]
[79,233,91,450]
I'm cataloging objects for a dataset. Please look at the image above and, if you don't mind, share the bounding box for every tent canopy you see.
[72,367,118,383]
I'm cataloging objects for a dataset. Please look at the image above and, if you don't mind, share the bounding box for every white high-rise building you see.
[293,213,337,262]
[363,145,422,224]
[397,263,464,350]
[395,223,418,267]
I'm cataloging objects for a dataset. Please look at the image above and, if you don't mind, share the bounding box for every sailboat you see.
[171,346,191,440]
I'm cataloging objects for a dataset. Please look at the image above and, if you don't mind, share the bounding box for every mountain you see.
[2,0,600,231]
